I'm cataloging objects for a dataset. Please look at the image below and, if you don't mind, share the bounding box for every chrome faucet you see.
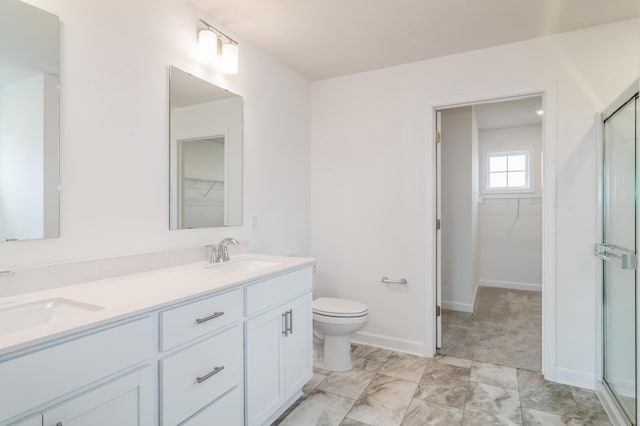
[207,238,240,263]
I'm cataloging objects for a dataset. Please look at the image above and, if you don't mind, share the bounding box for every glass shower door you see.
[599,94,637,423]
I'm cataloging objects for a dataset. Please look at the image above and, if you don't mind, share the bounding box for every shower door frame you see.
[594,79,639,426]
[426,83,557,381]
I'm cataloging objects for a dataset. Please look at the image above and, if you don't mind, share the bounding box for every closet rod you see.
[183,177,224,184]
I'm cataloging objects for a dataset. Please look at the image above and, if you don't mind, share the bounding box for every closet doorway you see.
[435,96,544,372]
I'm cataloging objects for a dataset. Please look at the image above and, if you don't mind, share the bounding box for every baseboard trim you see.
[555,367,595,390]
[471,282,479,312]
[351,332,426,357]
[442,300,474,313]
[479,279,542,292]
[602,377,636,399]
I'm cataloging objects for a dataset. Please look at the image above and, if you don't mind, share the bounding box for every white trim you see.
[441,300,474,313]
[555,367,595,390]
[596,381,633,426]
[595,112,605,388]
[471,280,479,312]
[442,280,480,313]
[541,84,558,382]
[426,84,557,383]
[604,378,637,399]
[479,280,541,292]
[352,332,426,357]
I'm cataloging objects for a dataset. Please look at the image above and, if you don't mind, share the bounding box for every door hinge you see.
[436,306,441,317]
[436,219,441,230]
[435,132,441,144]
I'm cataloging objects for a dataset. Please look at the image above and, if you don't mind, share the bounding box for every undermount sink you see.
[0,298,104,335]
[206,259,281,273]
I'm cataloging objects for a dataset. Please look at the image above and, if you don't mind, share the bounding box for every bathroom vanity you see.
[0,254,314,426]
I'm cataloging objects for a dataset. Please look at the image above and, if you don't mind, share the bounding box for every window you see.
[486,151,530,191]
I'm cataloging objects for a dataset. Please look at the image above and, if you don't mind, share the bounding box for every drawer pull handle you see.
[282,312,288,336]
[196,365,225,383]
[196,311,224,324]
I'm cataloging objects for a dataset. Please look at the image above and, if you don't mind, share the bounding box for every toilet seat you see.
[313,297,368,318]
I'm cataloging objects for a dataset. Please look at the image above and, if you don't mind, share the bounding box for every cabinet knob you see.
[56,423,63,426]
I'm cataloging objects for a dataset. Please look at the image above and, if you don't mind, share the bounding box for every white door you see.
[43,368,154,426]
[435,110,443,349]
[283,294,313,399]
[245,307,285,426]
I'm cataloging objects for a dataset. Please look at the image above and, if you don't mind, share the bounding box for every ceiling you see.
[191,0,638,81]
[474,96,543,130]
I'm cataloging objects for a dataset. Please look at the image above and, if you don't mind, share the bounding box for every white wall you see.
[0,74,45,241]
[478,124,542,288]
[310,20,639,383]
[440,107,478,312]
[478,200,542,288]
[0,0,310,270]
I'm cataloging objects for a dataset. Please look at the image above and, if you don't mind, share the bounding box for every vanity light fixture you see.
[198,19,239,74]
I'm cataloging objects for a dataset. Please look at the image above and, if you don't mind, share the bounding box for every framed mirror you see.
[169,66,243,229]
[0,0,60,241]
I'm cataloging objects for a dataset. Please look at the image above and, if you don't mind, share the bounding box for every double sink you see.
[0,257,281,336]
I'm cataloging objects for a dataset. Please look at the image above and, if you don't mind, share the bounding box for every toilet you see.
[312,297,369,371]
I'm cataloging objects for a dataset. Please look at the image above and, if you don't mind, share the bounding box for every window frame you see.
[483,149,533,195]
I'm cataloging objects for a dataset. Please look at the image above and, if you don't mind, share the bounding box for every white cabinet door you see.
[283,293,313,400]
[42,367,154,426]
[246,292,313,425]
[182,387,243,426]
[11,414,42,426]
[245,307,285,426]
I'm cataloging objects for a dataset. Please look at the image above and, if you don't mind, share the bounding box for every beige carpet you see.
[440,286,542,372]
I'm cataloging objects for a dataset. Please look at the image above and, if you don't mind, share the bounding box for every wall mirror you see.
[0,0,60,242]
[169,66,243,229]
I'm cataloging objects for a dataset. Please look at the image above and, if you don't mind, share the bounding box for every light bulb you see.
[220,42,239,74]
[198,29,218,62]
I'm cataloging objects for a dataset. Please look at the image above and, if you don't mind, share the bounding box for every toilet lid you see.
[313,297,368,317]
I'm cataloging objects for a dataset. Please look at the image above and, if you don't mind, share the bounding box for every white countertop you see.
[0,253,315,357]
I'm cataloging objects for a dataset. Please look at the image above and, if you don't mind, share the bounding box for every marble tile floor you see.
[273,344,611,426]
[441,286,542,372]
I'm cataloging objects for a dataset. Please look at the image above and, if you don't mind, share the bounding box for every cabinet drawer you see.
[245,267,312,315]
[182,386,243,426]
[160,288,242,351]
[0,316,152,424]
[160,325,243,426]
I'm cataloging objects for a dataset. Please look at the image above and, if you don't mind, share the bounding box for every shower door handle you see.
[594,243,637,270]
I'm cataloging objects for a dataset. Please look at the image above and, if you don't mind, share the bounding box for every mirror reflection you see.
[0,0,60,241]
[169,66,243,229]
